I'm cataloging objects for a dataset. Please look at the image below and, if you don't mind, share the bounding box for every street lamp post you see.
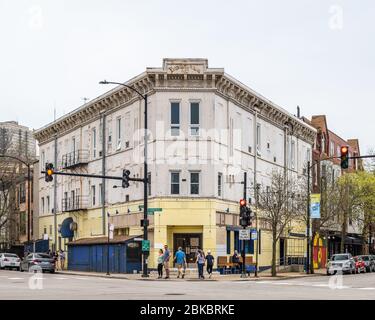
[99,80,149,277]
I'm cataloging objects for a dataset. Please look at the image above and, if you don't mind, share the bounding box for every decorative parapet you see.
[34,58,316,145]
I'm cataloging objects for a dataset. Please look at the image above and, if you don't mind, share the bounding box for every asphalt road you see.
[0,269,374,300]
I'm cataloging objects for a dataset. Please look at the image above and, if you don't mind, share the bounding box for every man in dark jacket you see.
[206,250,215,278]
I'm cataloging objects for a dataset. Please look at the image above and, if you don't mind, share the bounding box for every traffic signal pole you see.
[42,169,144,183]
[241,172,247,278]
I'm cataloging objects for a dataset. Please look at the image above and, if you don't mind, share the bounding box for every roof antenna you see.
[297,105,300,118]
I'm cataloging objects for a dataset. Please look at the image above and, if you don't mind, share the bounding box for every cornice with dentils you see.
[34,64,316,145]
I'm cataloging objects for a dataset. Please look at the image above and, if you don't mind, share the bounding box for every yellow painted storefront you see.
[38,197,306,271]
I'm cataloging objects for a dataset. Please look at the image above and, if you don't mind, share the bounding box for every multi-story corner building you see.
[302,115,364,266]
[34,58,316,269]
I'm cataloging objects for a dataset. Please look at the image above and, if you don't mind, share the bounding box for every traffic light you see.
[340,146,349,169]
[45,163,54,182]
[245,207,253,226]
[239,199,248,227]
[122,169,130,188]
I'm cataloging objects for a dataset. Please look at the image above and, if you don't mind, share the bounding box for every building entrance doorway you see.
[173,233,202,267]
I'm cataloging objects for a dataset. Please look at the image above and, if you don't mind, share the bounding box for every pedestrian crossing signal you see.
[45,163,54,182]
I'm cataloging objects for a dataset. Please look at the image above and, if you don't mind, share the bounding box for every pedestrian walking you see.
[196,249,206,279]
[232,250,242,271]
[206,250,214,278]
[157,249,164,279]
[59,249,66,270]
[174,247,186,279]
[53,251,59,271]
[163,244,171,279]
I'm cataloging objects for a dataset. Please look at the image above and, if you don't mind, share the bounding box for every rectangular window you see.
[91,185,96,206]
[190,102,200,136]
[218,172,222,197]
[171,172,180,195]
[226,230,231,254]
[92,128,97,158]
[46,196,50,213]
[49,225,52,235]
[256,123,261,152]
[147,172,151,196]
[291,140,296,169]
[41,197,45,214]
[116,117,121,150]
[99,183,103,205]
[170,102,180,136]
[41,151,45,167]
[330,141,335,156]
[190,172,200,195]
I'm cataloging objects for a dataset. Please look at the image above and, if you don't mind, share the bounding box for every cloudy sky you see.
[1,0,374,152]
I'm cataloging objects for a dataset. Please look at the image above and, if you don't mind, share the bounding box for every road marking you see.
[357,287,375,290]
[311,284,330,287]
[53,277,68,280]
[8,277,24,280]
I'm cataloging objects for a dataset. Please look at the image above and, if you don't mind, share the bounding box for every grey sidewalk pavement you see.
[56,268,326,281]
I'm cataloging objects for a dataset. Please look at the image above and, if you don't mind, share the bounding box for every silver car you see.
[20,253,55,273]
[326,253,355,275]
[0,253,21,270]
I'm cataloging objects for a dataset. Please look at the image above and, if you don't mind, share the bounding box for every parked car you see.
[357,255,375,272]
[0,253,21,271]
[354,256,366,274]
[326,253,355,275]
[20,253,55,273]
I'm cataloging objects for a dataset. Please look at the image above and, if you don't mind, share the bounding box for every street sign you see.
[239,229,250,240]
[142,240,150,252]
[310,194,321,219]
[139,206,163,215]
[109,223,114,240]
[251,229,258,240]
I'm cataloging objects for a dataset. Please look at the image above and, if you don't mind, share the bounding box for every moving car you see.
[0,253,21,271]
[354,256,366,274]
[326,253,355,275]
[357,255,374,272]
[20,253,55,273]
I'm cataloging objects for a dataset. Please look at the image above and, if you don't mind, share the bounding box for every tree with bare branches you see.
[257,169,306,277]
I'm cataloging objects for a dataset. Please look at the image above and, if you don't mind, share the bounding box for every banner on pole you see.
[310,194,321,219]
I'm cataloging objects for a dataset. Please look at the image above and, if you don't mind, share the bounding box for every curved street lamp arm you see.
[0,154,30,167]
[99,80,146,100]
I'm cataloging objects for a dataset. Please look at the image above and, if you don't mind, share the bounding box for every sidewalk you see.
[56,268,326,282]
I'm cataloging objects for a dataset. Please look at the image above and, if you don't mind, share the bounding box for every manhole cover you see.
[164,293,186,296]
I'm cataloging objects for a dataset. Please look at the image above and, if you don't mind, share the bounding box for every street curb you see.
[55,271,325,282]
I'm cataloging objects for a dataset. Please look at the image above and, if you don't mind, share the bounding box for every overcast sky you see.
[0,0,374,152]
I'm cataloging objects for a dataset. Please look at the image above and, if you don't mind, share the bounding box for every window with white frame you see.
[170,102,180,136]
[171,172,180,195]
[256,123,261,153]
[190,172,200,195]
[190,102,200,136]
[41,197,45,214]
[218,172,222,197]
[46,196,50,213]
[91,185,96,206]
[92,127,97,158]
[107,119,112,152]
[330,141,335,157]
[41,151,45,167]
[99,183,103,205]
[116,116,121,150]
[291,140,296,169]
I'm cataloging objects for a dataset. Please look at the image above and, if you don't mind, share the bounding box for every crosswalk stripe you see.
[357,287,375,290]
[8,277,24,280]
